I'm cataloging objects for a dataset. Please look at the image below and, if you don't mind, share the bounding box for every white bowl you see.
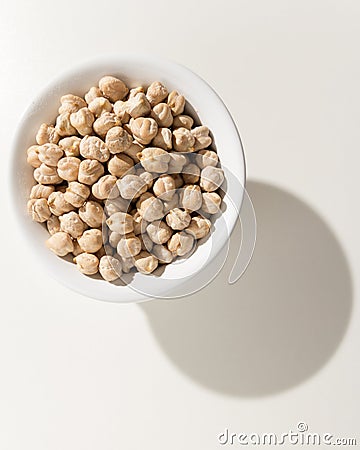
[10,54,245,303]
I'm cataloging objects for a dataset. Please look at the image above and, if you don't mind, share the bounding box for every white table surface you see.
[0,1,359,448]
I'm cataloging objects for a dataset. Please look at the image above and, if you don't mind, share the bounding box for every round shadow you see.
[140,181,353,397]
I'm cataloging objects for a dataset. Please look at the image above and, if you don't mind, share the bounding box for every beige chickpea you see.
[109,231,122,248]
[146,220,172,245]
[152,128,172,150]
[113,100,130,123]
[92,175,118,200]
[79,201,104,228]
[166,208,191,230]
[173,127,195,152]
[78,159,104,185]
[163,192,180,213]
[74,253,99,275]
[138,233,151,252]
[85,86,102,104]
[46,231,74,256]
[192,126,212,150]
[48,191,75,216]
[152,244,174,264]
[80,136,110,162]
[116,174,147,200]
[72,240,84,257]
[167,153,187,174]
[126,92,151,118]
[196,149,219,169]
[34,164,62,185]
[138,195,164,222]
[200,166,224,192]
[59,94,87,114]
[47,215,61,235]
[77,229,103,253]
[167,231,194,257]
[121,256,135,273]
[105,126,132,154]
[27,198,51,222]
[106,212,134,234]
[58,136,81,157]
[70,107,94,136]
[172,114,194,130]
[57,157,80,181]
[30,184,55,200]
[55,113,77,137]
[60,211,86,238]
[153,175,175,201]
[167,90,185,116]
[122,141,142,163]
[105,196,129,216]
[151,103,173,127]
[134,251,159,274]
[64,181,90,207]
[182,163,200,184]
[131,117,158,145]
[36,123,60,145]
[137,147,170,173]
[93,112,121,138]
[108,153,134,178]
[185,216,211,239]
[146,81,168,106]
[202,192,222,215]
[27,145,41,168]
[38,144,63,167]
[138,171,154,189]
[181,184,202,211]
[99,75,128,102]
[131,210,148,235]
[88,97,112,117]
[117,236,142,258]
[99,255,122,281]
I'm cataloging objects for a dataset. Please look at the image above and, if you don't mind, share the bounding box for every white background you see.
[0,0,359,448]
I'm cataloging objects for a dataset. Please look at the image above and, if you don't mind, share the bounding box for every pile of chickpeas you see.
[26,76,224,282]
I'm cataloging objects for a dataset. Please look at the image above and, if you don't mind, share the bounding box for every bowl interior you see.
[11,55,245,302]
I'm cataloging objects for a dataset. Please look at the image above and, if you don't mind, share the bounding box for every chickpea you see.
[99,255,122,281]
[146,220,172,245]
[92,175,118,200]
[131,117,158,145]
[85,86,102,104]
[64,181,90,207]
[167,90,185,116]
[79,201,104,228]
[104,196,129,216]
[80,136,110,162]
[182,163,200,184]
[202,192,222,214]
[106,212,134,234]
[113,100,130,123]
[153,175,175,201]
[109,231,122,248]
[167,231,194,257]
[93,112,121,138]
[27,145,41,168]
[135,192,153,209]
[70,107,94,136]
[117,236,142,258]
[72,240,84,257]
[137,147,170,173]
[108,153,134,178]
[126,92,151,118]
[146,81,168,106]
[173,127,195,152]
[60,211,86,238]
[36,123,60,145]
[163,192,180,213]
[152,128,172,150]
[116,174,147,200]
[47,215,61,235]
[30,184,55,200]
[58,136,81,157]
[78,159,104,185]
[192,126,212,150]
[99,75,128,102]
[46,231,74,256]
[27,198,51,222]
[57,157,80,181]
[167,153,187,174]
[186,216,211,239]
[105,126,132,154]
[131,210,148,235]
[48,191,75,216]
[59,94,87,114]
[74,253,99,275]
[151,103,173,127]
[141,233,154,252]
[122,141,142,163]
[55,112,77,137]
[38,143,63,167]
[152,244,174,264]
[138,170,154,189]
[128,86,144,97]
[121,256,135,273]
[196,149,218,169]
[77,229,103,253]
[88,97,112,117]
[181,184,202,211]
[166,208,191,230]
[138,195,164,222]
[172,114,194,130]
[34,164,62,185]
[134,251,159,274]
[200,166,224,192]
